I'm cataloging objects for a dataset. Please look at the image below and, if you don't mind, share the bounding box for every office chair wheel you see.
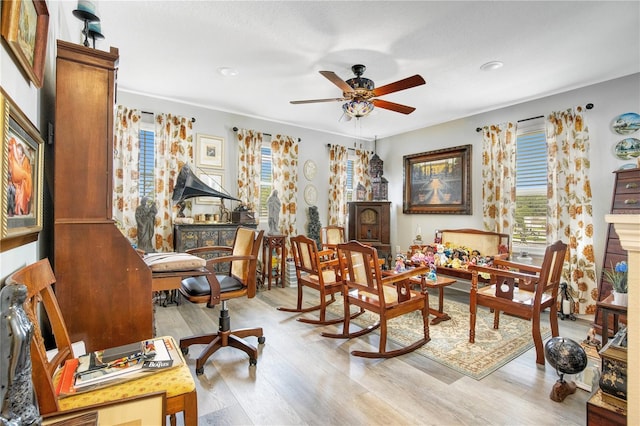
[249,358,257,366]
[181,347,189,355]
[195,366,204,375]
[258,336,266,344]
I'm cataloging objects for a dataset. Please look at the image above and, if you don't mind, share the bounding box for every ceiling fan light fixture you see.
[343,100,374,118]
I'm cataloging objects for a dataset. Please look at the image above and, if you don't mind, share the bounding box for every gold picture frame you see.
[403,144,472,214]
[1,87,44,252]
[1,0,50,88]
[196,134,224,169]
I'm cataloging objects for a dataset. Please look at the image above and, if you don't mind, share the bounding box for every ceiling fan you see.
[290,64,426,118]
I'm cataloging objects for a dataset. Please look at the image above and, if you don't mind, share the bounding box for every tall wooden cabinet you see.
[593,167,639,334]
[347,201,391,266]
[54,41,152,352]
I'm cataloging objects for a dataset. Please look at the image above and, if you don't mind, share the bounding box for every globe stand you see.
[550,373,577,402]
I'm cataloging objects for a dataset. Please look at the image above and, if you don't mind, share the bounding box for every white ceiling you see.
[85,1,639,140]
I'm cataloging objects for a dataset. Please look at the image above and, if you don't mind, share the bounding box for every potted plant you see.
[603,260,628,306]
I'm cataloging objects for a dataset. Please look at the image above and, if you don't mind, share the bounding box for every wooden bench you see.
[408,228,510,282]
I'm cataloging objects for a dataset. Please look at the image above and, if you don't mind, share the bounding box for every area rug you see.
[326,299,550,380]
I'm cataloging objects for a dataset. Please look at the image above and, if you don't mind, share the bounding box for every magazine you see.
[57,336,182,397]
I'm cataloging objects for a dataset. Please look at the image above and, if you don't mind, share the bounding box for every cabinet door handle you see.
[624,199,638,205]
[625,182,638,189]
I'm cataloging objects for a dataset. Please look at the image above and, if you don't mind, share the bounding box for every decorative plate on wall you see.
[614,137,640,160]
[303,160,317,181]
[612,112,640,135]
[304,184,318,205]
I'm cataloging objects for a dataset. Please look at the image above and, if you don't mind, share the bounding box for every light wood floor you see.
[156,285,594,425]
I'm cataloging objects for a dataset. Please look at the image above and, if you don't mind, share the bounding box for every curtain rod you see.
[326,143,356,152]
[475,102,594,132]
[142,110,196,123]
[232,127,301,142]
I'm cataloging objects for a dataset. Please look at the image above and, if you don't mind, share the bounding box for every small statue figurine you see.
[135,196,157,253]
[1,284,41,425]
[267,190,281,235]
[394,254,407,273]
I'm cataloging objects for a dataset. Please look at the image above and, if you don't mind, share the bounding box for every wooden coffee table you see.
[383,271,456,324]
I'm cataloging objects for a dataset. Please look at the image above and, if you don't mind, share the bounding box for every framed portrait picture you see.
[195,169,224,205]
[403,144,472,214]
[196,134,224,169]
[1,87,44,251]
[1,0,50,88]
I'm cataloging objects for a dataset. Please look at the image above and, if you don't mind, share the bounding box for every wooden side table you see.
[596,294,627,347]
[262,235,287,289]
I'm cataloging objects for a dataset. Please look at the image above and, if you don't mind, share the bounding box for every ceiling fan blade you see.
[372,99,416,115]
[319,71,355,94]
[290,97,348,104]
[372,74,426,97]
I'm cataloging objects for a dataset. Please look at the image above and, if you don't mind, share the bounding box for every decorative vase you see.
[612,290,628,306]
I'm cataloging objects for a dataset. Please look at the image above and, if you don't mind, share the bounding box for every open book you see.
[56,336,183,397]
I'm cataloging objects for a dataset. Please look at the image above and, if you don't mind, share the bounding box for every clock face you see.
[360,209,377,224]
[303,160,317,181]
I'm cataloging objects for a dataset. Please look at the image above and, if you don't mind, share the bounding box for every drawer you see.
[615,169,640,194]
[612,193,640,210]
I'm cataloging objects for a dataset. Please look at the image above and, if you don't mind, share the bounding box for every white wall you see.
[117,90,371,236]
[379,73,640,271]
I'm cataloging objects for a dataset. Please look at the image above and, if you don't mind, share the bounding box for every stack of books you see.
[56,336,182,397]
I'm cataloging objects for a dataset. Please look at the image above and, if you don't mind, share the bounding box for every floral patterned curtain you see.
[481,123,517,236]
[546,106,596,315]
[113,106,141,243]
[354,149,373,200]
[328,144,348,226]
[237,129,263,211]
[155,113,193,251]
[271,134,299,241]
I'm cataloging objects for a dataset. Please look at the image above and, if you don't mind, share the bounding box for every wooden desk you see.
[262,235,287,289]
[151,268,209,306]
[596,294,627,347]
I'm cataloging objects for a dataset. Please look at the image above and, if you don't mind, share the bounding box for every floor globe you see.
[545,337,588,402]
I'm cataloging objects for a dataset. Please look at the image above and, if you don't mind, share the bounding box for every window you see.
[259,144,273,220]
[345,154,354,201]
[514,118,547,250]
[138,123,155,198]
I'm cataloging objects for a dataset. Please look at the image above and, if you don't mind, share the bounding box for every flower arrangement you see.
[603,260,628,293]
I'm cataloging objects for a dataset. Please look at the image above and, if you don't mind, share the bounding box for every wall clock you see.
[304,184,318,205]
[303,160,317,181]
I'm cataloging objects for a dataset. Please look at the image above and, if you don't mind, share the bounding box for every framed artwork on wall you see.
[196,169,224,205]
[403,144,472,215]
[0,88,44,252]
[196,134,224,169]
[1,0,50,88]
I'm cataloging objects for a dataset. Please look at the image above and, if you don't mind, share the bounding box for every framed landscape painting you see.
[1,0,49,88]
[403,145,472,214]
[1,88,44,251]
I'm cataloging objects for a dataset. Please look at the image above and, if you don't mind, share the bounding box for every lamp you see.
[342,99,374,118]
[72,0,100,48]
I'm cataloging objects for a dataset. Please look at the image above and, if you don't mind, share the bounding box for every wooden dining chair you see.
[278,234,363,325]
[322,240,431,358]
[179,227,265,375]
[7,259,198,425]
[468,240,568,365]
[320,225,346,252]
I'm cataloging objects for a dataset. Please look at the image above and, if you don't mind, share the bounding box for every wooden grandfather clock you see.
[347,201,391,267]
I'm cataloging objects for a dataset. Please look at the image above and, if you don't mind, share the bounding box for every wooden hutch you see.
[54,41,152,352]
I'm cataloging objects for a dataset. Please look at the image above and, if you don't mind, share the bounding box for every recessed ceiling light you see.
[480,61,504,71]
[217,67,239,77]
